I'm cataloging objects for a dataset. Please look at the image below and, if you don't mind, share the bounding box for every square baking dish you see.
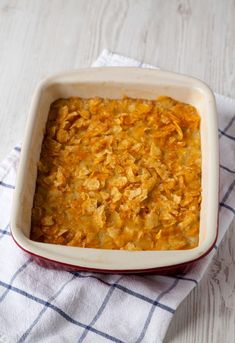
[10,67,219,273]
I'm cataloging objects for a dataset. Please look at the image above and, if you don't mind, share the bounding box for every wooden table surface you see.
[0,1,234,342]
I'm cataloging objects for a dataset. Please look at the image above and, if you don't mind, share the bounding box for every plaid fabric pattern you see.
[0,50,234,343]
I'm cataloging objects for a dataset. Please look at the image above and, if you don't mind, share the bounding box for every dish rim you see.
[10,67,219,272]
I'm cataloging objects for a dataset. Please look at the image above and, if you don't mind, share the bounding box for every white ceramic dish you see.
[10,67,219,273]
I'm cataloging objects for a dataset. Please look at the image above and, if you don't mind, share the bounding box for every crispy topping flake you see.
[31,96,201,250]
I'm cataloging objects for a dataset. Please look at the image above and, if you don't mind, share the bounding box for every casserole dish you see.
[10,67,219,273]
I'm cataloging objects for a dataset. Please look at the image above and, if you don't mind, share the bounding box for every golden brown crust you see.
[31,96,201,250]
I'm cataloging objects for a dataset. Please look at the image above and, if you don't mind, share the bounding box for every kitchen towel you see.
[0,50,235,343]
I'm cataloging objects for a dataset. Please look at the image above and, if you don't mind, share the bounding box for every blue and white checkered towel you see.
[0,50,235,343]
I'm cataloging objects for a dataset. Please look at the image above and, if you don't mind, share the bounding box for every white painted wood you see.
[0,0,234,342]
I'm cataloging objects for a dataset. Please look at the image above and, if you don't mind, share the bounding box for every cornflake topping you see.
[31,96,201,250]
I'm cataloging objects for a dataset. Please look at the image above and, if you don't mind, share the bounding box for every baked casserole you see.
[31,96,201,251]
